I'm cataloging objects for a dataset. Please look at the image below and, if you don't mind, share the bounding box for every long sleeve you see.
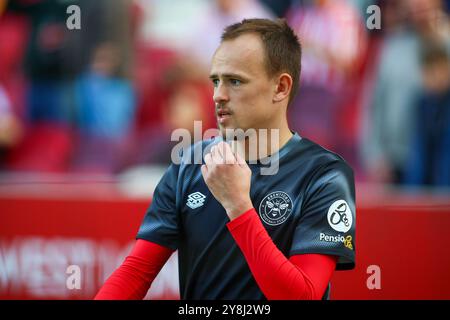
[94,239,174,300]
[227,208,337,300]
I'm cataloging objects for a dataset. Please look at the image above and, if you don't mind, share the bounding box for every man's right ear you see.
[273,73,292,103]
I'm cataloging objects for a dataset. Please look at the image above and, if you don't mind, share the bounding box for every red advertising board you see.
[1,188,450,300]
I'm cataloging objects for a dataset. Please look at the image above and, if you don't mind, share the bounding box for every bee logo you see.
[259,191,293,226]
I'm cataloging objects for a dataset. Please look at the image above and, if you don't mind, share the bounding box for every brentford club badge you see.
[259,191,293,226]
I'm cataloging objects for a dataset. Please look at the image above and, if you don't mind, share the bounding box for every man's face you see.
[209,34,278,135]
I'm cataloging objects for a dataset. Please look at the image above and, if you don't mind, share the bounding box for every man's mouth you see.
[217,110,232,123]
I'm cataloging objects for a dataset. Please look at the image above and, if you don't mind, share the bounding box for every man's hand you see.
[201,141,253,220]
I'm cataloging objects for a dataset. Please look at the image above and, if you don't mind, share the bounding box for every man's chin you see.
[219,126,255,142]
[219,126,230,139]
[218,124,237,133]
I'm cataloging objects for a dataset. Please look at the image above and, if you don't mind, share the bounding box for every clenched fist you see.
[201,141,253,220]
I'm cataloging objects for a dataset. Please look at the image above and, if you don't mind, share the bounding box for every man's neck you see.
[230,126,293,162]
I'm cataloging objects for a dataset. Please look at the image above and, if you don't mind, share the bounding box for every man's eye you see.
[230,79,241,86]
[212,79,219,87]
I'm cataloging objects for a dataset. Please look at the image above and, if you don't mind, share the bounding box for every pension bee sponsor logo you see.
[327,200,353,233]
[319,232,353,250]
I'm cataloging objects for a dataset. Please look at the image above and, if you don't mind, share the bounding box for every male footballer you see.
[95,18,355,300]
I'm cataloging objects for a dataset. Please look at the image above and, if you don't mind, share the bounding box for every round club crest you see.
[259,191,293,226]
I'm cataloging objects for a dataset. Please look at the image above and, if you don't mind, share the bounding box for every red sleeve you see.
[94,239,174,300]
[227,208,338,300]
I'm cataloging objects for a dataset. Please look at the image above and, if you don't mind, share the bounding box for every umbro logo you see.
[186,192,206,209]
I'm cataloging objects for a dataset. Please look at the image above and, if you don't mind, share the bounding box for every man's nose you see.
[213,83,229,104]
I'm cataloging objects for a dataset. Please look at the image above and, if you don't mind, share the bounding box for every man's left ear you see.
[273,73,293,103]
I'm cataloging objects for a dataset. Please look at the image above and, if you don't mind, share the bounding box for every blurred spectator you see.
[76,43,135,139]
[0,85,23,168]
[0,86,22,146]
[71,42,136,174]
[8,0,81,122]
[258,0,295,17]
[0,8,28,169]
[0,0,6,15]
[287,0,367,155]
[5,0,79,172]
[134,0,207,49]
[403,42,450,186]
[5,0,135,173]
[131,75,215,165]
[132,45,178,133]
[361,0,450,184]
[185,0,274,69]
[136,0,273,66]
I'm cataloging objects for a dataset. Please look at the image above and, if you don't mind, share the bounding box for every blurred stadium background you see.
[1,0,450,299]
